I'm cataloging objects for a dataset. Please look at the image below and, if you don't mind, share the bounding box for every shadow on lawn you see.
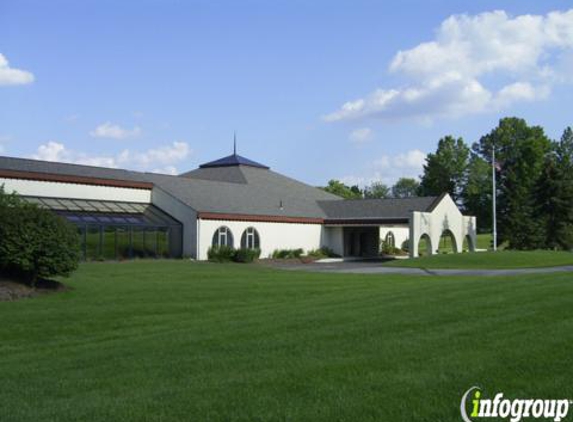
[0,274,69,302]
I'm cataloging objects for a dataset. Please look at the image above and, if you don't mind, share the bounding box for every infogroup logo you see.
[460,386,571,422]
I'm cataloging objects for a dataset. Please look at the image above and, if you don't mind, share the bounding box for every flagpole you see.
[492,147,497,252]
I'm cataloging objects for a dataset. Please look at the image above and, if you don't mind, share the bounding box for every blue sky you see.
[1,0,572,186]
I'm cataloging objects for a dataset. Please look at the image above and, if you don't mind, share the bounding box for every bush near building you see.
[207,246,261,263]
[271,249,304,259]
[0,186,81,286]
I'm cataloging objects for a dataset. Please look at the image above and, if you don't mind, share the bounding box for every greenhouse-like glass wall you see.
[22,196,182,260]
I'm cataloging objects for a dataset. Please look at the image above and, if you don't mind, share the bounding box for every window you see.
[212,226,234,248]
[240,227,260,249]
[385,231,395,248]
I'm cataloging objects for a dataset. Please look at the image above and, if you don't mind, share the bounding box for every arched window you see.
[212,226,234,248]
[385,231,395,248]
[241,227,260,249]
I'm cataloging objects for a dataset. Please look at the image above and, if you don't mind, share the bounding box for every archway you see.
[438,229,458,254]
[418,233,433,257]
[462,234,475,252]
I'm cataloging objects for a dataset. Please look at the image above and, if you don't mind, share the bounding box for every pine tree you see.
[473,117,552,249]
[419,136,469,202]
[533,134,573,250]
[461,155,492,231]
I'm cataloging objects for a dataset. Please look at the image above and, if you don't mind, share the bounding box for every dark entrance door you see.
[343,227,380,257]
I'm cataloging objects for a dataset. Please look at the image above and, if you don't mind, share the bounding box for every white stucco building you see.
[0,152,476,260]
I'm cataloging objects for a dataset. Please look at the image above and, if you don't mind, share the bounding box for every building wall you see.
[150,187,197,258]
[409,194,477,257]
[0,178,151,203]
[321,226,344,256]
[379,225,409,251]
[197,218,324,260]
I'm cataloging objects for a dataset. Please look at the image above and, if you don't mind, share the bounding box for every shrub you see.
[207,246,261,263]
[380,242,406,256]
[207,245,235,262]
[0,187,81,286]
[306,247,340,259]
[233,248,261,263]
[401,239,410,253]
[271,248,304,259]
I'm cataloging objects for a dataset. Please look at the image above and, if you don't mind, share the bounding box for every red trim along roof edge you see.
[198,212,324,224]
[0,169,153,190]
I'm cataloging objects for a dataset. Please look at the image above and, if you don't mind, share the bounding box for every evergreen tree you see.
[535,128,573,249]
[461,155,492,231]
[473,117,552,249]
[419,136,469,202]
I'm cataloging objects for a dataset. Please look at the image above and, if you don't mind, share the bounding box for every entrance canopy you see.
[319,194,477,258]
[319,196,438,225]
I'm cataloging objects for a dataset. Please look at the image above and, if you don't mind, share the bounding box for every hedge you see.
[207,246,261,263]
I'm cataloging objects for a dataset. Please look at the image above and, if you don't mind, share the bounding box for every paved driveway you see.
[272,260,573,276]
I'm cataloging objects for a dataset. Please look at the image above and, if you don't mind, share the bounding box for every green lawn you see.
[1,261,573,421]
[386,250,573,269]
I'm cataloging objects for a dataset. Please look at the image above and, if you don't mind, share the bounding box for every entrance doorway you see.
[343,227,379,257]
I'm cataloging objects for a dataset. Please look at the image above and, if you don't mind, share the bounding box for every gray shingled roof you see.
[0,155,146,182]
[0,155,340,218]
[318,197,438,220]
[0,155,439,220]
[179,166,248,184]
[146,166,340,218]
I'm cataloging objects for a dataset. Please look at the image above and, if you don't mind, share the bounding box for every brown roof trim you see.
[198,212,324,224]
[0,169,153,190]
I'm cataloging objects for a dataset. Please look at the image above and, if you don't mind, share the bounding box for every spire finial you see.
[233,131,237,155]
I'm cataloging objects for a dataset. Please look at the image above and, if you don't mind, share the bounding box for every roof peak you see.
[199,153,270,169]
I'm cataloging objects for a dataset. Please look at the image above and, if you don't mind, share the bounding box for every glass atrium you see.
[22,196,182,260]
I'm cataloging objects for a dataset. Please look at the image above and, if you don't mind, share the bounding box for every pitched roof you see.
[0,155,145,182]
[318,196,439,220]
[147,166,340,218]
[0,155,340,218]
[179,165,248,184]
[0,155,442,222]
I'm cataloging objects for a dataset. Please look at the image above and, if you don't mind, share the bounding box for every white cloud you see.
[31,141,191,175]
[0,54,34,86]
[90,122,142,140]
[117,141,190,168]
[349,127,373,144]
[340,149,426,187]
[151,166,178,176]
[325,9,573,122]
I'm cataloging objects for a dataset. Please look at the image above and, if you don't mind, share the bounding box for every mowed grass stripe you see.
[385,250,573,269]
[0,261,572,421]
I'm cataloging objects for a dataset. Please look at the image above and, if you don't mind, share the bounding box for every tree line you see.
[322,117,573,250]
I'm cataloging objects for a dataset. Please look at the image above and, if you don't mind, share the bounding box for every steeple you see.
[233,131,237,156]
[197,133,269,169]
